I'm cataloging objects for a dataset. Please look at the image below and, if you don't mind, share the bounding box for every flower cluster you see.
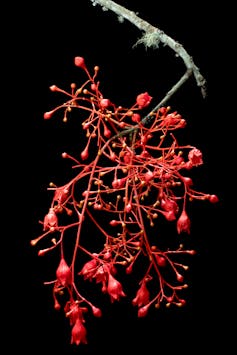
[32,56,218,345]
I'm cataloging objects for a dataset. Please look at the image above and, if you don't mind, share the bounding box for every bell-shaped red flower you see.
[161,198,179,215]
[43,208,58,231]
[71,319,87,346]
[79,259,98,280]
[65,301,86,325]
[177,210,191,234]
[137,304,150,317]
[56,258,72,287]
[132,281,150,307]
[107,274,126,303]
[54,186,69,204]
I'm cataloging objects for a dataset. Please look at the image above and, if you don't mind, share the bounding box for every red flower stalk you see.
[32,56,219,345]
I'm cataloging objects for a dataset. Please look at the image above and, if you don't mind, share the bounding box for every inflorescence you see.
[32,57,218,345]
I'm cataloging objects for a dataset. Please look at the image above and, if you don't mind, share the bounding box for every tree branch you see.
[90,0,207,98]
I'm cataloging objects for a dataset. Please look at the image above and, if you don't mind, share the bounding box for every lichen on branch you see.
[90,0,207,98]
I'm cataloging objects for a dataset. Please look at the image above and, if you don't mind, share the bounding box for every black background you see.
[10,0,232,353]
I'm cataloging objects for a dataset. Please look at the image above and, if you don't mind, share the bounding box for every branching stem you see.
[90,0,207,98]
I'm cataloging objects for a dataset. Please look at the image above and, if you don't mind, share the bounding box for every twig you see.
[90,0,207,98]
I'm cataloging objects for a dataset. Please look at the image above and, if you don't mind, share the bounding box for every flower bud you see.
[44,111,53,120]
[103,125,112,138]
[109,219,120,227]
[144,170,154,182]
[49,85,60,92]
[74,56,86,70]
[81,146,89,160]
[131,113,141,122]
[91,306,102,317]
[136,92,152,109]
[209,194,219,203]
[176,273,184,283]
[181,176,193,186]
[155,254,167,267]
[100,99,111,108]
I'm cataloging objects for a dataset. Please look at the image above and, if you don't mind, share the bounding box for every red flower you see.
[79,259,98,280]
[94,265,109,284]
[188,148,203,166]
[71,319,87,346]
[138,304,150,317]
[54,186,69,204]
[161,198,179,214]
[34,55,219,346]
[136,92,152,109]
[65,302,86,325]
[43,208,58,231]
[177,210,191,234]
[132,281,150,307]
[56,258,72,287]
[162,111,185,127]
[107,274,126,302]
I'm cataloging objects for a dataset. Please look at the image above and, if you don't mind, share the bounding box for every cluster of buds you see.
[32,56,218,345]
